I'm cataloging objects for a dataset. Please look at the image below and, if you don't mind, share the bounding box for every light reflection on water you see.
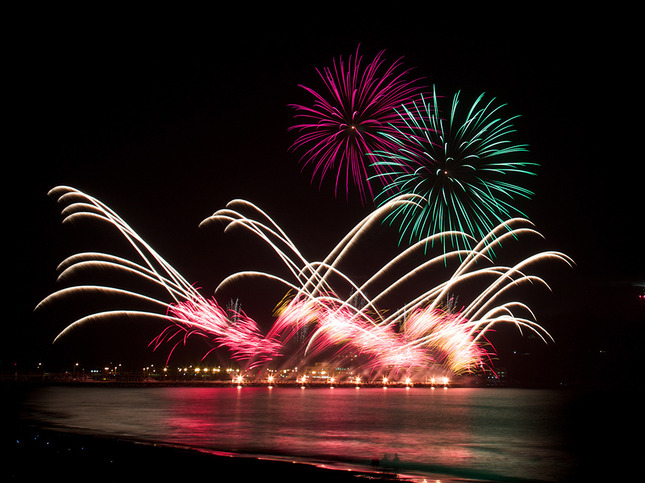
[22,386,576,481]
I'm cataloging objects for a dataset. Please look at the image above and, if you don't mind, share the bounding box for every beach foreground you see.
[7,426,424,483]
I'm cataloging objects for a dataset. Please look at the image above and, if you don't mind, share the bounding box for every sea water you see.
[16,385,635,481]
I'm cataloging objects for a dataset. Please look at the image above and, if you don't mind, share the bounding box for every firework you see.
[37,186,282,369]
[289,45,425,203]
[268,294,432,372]
[369,86,537,252]
[39,187,572,380]
[207,196,571,376]
[160,298,282,369]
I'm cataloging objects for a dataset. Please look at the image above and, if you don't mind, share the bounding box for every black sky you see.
[6,8,643,377]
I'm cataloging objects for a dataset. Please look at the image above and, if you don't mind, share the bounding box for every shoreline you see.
[7,423,569,483]
[6,425,454,483]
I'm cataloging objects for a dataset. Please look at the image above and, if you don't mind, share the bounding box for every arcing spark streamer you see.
[207,197,570,376]
[38,187,571,379]
[37,186,281,369]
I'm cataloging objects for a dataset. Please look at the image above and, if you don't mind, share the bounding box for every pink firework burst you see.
[154,298,282,369]
[289,45,425,203]
[403,306,490,374]
[269,295,488,374]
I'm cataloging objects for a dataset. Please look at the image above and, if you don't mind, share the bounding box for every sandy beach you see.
[7,425,416,483]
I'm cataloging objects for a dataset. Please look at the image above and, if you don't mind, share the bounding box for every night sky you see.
[6,8,643,383]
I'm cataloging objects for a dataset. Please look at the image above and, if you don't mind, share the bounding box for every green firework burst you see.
[369,86,537,252]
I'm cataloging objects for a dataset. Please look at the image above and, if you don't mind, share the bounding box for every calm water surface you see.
[19,385,592,481]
